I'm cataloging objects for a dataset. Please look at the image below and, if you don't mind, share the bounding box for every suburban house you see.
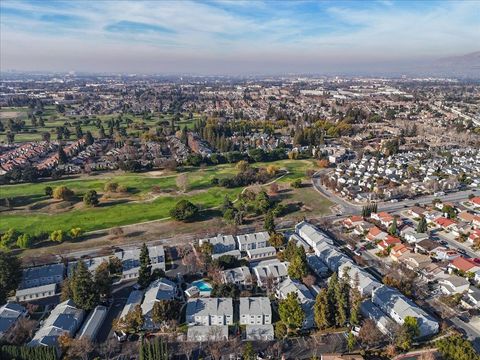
[377,236,401,252]
[295,221,334,248]
[306,254,329,277]
[15,283,57,302]
[0,303,27,340]
[434,217,457,232]
[462,287,480,309]
[141,278,178,329]
[409,206,428,219]
[468,230,480,246]
[16,263,64,301]
[239,297,272,325]
[389,244,410,262]
[199,234,236,254]
[415,239,442,254]
[371,212,395,228]
[315,242,350,272]
[434,247,461,261]
[186,298,233,326]
[366,227,388,242]
[401,227,429,244]
[253,260,289,288]
[222,266,251,288]
[449,257,480,275]
[116,245,166,280]
[246,246,277,261]
[338,262,382,297]
[400,253,432,272]
[211,249,242,260]
[360,300,395,335]
[29,300,85,347]
[371,285,439,337]
[19,263,65,289]
[119,290,144,321]
[236,232,269,251]
[439,276,470,295]
[343,216,364,230]
[187,325,228,342]
[276,278,314,303]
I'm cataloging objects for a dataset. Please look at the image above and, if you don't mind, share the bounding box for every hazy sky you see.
[1,0,479,75]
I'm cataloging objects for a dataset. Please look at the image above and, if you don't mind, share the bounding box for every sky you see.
[1,0,479,75]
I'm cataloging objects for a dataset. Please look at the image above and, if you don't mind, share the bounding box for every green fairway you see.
[0,159,319,236]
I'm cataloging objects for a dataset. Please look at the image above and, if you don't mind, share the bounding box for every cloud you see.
[0,0,479,74]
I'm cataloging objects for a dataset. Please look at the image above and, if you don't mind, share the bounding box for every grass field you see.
[0,106,199,143]
[0,159,325,236]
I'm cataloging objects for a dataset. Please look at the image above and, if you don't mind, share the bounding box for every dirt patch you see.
[0,111,22,119]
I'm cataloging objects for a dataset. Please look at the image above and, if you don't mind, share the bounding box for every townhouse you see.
[222,266,251,288]
[252,260,289,288]
[371,286,438,338]
[0,303,27,340]
[199,234,236,255]
[29,300,85,347]
[236,232,269,251]
[141,278,178,329]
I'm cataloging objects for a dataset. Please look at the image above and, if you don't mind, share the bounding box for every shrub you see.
[291,179,302,188]
[53,186,74,201]
[16,234,32,249]
[83,190,99,207]
[44,186,53,197]
[50,230,64,242]
[104,182,118,192]
[169,200,199,222]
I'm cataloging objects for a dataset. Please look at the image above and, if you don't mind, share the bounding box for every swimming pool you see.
[191,280,213,292]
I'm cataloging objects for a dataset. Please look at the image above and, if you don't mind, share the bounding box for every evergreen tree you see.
[278,292,305,331]
[417,216,427,233]
[350,274,362,325]
[58,145,68,164]
[264,210,275,234]
[94,261,112,298]
[71,260,99,310]
[138,243,151,288]
[314,288,332,329]
[388,217,398,235]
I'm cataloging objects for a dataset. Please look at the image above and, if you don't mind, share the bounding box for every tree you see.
[436,334,480,360]
[349,278,362,325]
[314,288,332,329]
[269,232,285,248]
[358,319,384,348]
[94,261,112,299]
[1,228,17,249]
[58,145,68,164]
[138,243,151,289]
[274,321,287,339]
[70,227,83,239]
[71,260,99,310]
[278,292,305,330]
[16,234,31,249]
[346,332,357,352]
[236,160,250,173]
[243,342,256,360]
[113,304,144,334]
[84,131,94,145]
[169,200,198,221]
[264,210,275,234]
[288,253,308,280]
[109,256,123,275]
[139,337,169,360]
[0,251,22,304]
[176,173,189,192]
[291,179,302,188]
[388,216,398,235]
[151,300,180,327]
[417,216,427,233]
[83,189,99,207]
[45,186,53,197]
[395,316,419,351]
[49,230,64,242]
[53,186,74,201]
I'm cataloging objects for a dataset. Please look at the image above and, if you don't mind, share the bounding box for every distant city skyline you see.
[1,0,479,75]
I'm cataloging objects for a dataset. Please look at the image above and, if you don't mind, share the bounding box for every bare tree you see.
[179,340,197,360]
[98,337,120,359]
[176,173,189,193]
[358,319,384,348]
[6,317,36,345]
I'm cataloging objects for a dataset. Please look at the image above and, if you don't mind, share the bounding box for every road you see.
[450,317,480,353]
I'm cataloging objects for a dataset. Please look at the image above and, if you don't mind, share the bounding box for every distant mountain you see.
[429,51,480,78]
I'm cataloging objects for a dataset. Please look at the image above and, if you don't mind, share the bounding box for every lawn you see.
[0,159,321,236]
[0,106,202,143]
